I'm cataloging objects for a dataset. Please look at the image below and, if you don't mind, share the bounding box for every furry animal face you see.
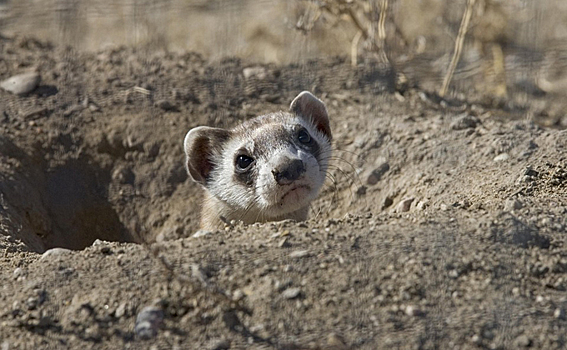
[184,91,332,226]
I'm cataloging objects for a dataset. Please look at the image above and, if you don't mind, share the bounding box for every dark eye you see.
[298,128,312,144]
[235,154,254,171]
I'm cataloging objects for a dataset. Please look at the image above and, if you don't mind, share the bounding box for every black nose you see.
[272,159,305,185]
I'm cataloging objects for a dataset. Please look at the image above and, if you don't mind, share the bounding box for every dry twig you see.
[439,0,477,97]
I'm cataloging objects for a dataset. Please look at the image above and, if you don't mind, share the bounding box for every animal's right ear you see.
[184,126,231,186]
[290,91,332,141]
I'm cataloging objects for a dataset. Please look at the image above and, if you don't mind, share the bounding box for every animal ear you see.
[184,126,231,186]
[290,91,332,141]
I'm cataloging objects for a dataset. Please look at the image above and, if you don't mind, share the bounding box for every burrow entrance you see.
[40,159,136,250]
[1,144,138,252]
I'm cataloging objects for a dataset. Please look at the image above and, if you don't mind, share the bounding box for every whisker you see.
[329,147,362,158]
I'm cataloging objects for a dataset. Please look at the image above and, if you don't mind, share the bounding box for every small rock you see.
[115,303,128,318]
[243,67,267,80]
[451,114,479,130]
[278,237,290,248]
[514,334,531,347]
[554,308,566,320]
[232,289,244,301]
[155,99,178,111]
[416,200,429,210]
[524,167,539,177]
[193,229,212,238]
[208,338,230,350]
[289,250,309,259]
[448,270,460,279]
[85,324,103,341]
[13,267,24,278]
[396,198,414,213]
[135,306,164,339]
[99,246,112,254]
[493,153,510,162]
[471,334,481,344]
[112,165,135,184]
[275,279,293,291]
[326,333,347,350]
[88,103,101,112]
[26,296,39,310]
[282,287,302,299]
[356,185,367,196]
[40,248,72,260]
[91,239,108,246]
[383,197,394,209]
[222,310,242,330]
[144,142,160,158]
[353,135,367,149]
[504,198,523,212]
[366,162,390,185]
[404,305,423,317]
[0,72,41,95]
[191,264,208,284]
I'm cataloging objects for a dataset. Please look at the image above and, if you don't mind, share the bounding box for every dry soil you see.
[0,35,566,349]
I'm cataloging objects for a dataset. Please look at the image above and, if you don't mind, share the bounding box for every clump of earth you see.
[0,36,566,349]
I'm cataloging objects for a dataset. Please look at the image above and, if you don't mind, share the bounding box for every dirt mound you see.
[0,35,566,349]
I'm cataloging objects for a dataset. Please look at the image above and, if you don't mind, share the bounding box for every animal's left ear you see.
[290,91,332,141]
[184,126,231,186]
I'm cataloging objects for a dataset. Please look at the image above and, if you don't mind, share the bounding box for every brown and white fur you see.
[184,91,332,230]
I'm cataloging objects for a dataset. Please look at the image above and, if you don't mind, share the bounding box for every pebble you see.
[155,99,177,111]
[493,153,510,162]
[192,229,212,238]
[278,237,290,248]
[112,165,135,184]
[289,250,309,259]
[554,308,565,320]
[504,198,523,212]
[356,185,367,196]
[366,162,390,185]
[326,333,347,350]
[396,198,414,213]
[275,279,293,291]
[13,267,24,278]
[115,303,128,318]
[404,305,423,317]
[207,339,230,350]
[0,72,41,95]
[40,248,72,260]
[91,239,109,246]
[471,334,481,344]
[514,334,531,347]
[135,305,164,339]
[383,197,394,209]
[282,287,302,299]
[243,67,267,80]
[451,114,479,130]
[524,167,539,177]
[416,200,429,210]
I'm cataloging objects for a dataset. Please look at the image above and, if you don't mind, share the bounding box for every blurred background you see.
[1,0,567,123]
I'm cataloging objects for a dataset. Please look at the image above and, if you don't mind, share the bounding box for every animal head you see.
[184,91,332,220]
